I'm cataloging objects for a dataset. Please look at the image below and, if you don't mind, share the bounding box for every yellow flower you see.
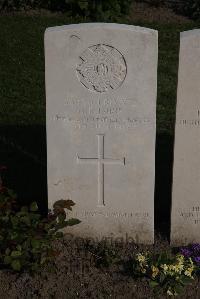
[151,265,159,278]
[184,270,191,277]
[161,264,168,274]
[136,253,146,263]
[189,257,194,266]
[161,264,168,270]
[166,265,176,276]
[141,268,146,274]
[161,260,184,276]
[174,263,184,273]
[177,254,184,263]
[168,265,175,271]
[184,267,194,278]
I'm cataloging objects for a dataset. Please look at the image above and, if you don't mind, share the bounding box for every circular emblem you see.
[76,44,127,93]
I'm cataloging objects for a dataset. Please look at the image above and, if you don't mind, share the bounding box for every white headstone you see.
[45,23,158,244]
[171,30,200,245]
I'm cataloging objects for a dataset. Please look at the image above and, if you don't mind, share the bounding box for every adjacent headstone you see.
[171,30,200,245]
[45,23,158,244]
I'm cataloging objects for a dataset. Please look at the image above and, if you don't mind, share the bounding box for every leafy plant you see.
[172,0,200,20]
[132,251,195,296]
[0,0,132,20]
[0,174,80,272]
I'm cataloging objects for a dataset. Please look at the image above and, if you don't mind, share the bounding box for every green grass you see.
[0,15,198,133]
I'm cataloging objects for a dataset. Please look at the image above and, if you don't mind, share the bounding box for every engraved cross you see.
[77,134,125,207]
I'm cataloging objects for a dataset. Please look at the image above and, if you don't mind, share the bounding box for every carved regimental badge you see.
[76,44,127,93]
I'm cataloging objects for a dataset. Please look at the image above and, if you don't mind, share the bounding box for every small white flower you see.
[167,289,174,296]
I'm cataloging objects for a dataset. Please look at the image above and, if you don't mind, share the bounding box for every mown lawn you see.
[0,15,197,133]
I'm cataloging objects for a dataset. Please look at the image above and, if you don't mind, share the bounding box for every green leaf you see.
[78,0,88,10]
[21,206,28,213]
[30,202,38,212]
[181,276,193,285]
[11,216,19,226]
[4,256,12,265]
[149,280,159,288]
[65,218,81,226]
[16,245,22,251]
[30,213,40,221]
[44,223,50,231]
[58,213,66,223]
[7,189,17,199]
[10,232,18,240]
[5,248,11,255]
[11,260,21,271]
[159,272,165,283]
[2,216,9,222]
[22,240,31,249]
[20,216,31,226]
[31,239,40,249]
[11,250,22,258]
[174,284,184,295]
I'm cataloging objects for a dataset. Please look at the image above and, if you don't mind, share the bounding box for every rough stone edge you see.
[181,29,200,38]
[44,22,158,37]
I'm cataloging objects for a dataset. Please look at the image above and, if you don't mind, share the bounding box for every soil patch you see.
[129,2,192,24]
[0,234,199,299]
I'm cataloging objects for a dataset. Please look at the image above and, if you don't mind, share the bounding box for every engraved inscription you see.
[180,206,200,224]
[76,44,127,93]
[54,97,155,130]
[66,211,149,218]
[77,134,125,207]
[55,114,152,130]
[178,108,200,126]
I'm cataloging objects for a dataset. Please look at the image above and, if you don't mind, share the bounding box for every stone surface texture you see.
[171,30,200,245]
[45,23,158,244]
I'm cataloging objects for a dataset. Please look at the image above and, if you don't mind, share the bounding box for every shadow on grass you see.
[155,132,175,241]
[0,125,47,215]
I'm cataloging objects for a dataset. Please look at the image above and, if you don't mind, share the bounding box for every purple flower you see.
[180,248,192,258]
[194,256,200,264]
[191,244,200,253]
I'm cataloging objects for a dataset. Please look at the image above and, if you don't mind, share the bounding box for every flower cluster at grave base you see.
[133,251,195,296]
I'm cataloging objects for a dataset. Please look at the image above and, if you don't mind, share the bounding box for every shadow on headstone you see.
[155,132,174,241]
[0,125,47,215]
